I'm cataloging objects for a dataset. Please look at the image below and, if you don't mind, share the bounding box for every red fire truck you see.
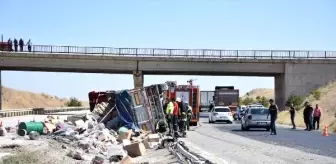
[165,80,200,126]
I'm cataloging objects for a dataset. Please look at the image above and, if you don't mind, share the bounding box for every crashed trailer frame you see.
[128,84,166,133]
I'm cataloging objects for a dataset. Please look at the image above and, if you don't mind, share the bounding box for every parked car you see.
[209,106,234,124]
[247,103,265,108]
[241,107,270,131]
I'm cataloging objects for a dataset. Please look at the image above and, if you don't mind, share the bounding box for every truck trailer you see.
[213,86,239,115]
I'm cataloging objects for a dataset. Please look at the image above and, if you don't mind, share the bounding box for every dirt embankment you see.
[241,88,274,100]
[1,86,88,110]
[277,82,336,132]
[242,86,336,132]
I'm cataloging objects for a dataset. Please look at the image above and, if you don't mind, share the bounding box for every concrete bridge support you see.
[274,74,285,110]
[133,70,144,89]
[276,62,336,110]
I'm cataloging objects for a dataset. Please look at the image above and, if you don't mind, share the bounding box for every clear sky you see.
[1,0,335,100]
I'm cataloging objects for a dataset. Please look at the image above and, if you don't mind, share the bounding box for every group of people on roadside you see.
[289,102,321,131]
[162,97,193,138]
[267,99,322,136]
[6,38,32,52]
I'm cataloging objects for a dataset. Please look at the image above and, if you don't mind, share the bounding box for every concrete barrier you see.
[0,107,89,118]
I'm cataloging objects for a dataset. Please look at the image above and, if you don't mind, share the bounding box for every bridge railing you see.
[0,106,89,118]
[1,45,336,59]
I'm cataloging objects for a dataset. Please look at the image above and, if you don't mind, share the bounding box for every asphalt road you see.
[186,117,336,164]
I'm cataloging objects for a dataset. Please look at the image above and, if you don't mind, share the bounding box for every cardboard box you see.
[147,134,160,142]
[119,156,132,164]
[118,130,132,141]
[123,142,146,157]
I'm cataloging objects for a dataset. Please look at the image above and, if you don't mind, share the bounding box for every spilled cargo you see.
[88,83,168,133]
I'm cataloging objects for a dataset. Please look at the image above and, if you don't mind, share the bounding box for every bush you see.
[258,96,269,107]
[285,95,304,109]
[238,97,242,105]
[242,97,255,105]
[65,97,82,107]
[311,89,321,100]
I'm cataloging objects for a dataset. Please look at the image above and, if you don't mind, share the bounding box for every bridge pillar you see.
[133,70,144,89]
[282,63,336,109]
[275,74,285,110]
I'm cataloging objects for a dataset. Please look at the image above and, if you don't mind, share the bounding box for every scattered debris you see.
[0,83,212,163]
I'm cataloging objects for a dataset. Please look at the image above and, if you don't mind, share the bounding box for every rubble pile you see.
[45,112,162,163]
[1,84,170,163]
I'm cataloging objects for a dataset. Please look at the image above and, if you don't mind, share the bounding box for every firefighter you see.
[186,102,193,131]
[165,98,174,135]
[172,97,179,138]
[177,98,187,137]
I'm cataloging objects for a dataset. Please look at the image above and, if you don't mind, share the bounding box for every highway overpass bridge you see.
[1,45,336,110]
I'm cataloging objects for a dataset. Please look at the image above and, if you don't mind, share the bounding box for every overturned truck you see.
[88,84,168,133]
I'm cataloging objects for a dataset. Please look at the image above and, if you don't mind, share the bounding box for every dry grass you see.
[0,140,88,164]
[277,81,336,132]
[241,88,274,99]
[0,151,40,164]
[1,86,89,110]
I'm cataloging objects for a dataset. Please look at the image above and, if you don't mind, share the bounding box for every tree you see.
[258,96,269,107]
[238,97,242,105]
[285,95,304,110]
[65,97,82,107]
[242,97,255,105]
[256,96,261,102]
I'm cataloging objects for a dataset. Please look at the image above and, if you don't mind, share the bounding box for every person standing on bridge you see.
[13,38,18,52]
[19,38,24,52]
[289,103,296,129]
[27,39,32,52]
[7,38,13,51]
[313,104,321,130]
[267,99,278,135]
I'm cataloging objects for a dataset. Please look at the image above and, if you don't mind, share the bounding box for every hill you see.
[1,86,89,110]
[241,88,274,99]
[277,81,336,132]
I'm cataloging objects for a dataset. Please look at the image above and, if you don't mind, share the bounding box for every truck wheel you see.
[208,120,212,124]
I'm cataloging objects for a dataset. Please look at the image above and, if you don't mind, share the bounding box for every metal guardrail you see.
[168,141,212,164]
[0,107,89,118]
[1,45,336,59]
